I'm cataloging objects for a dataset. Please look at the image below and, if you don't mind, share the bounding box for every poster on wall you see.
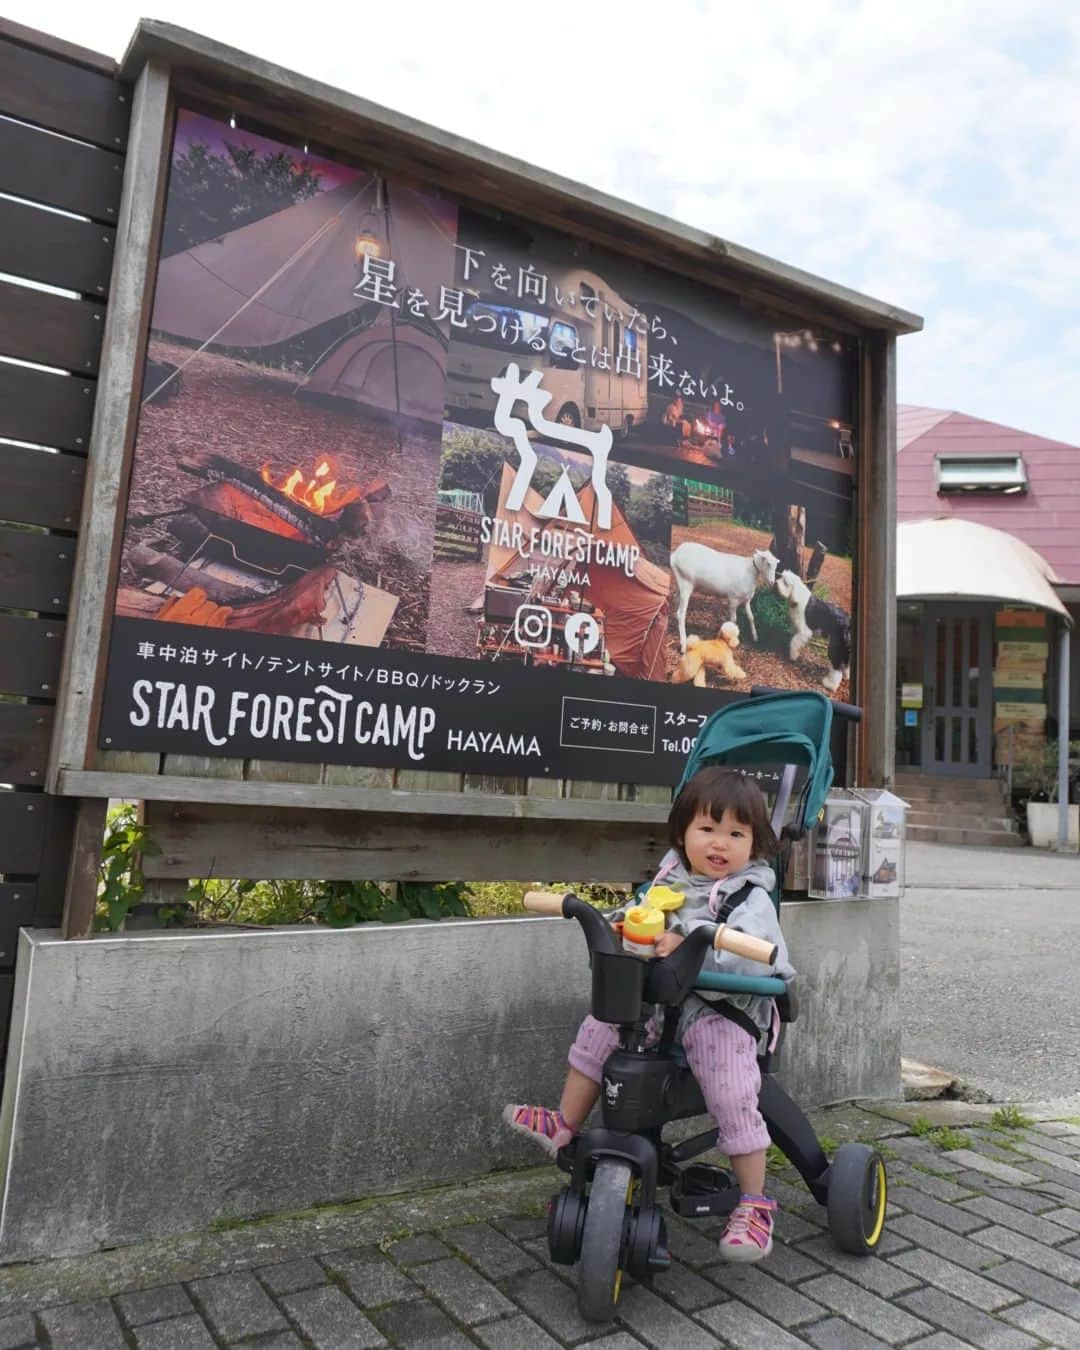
[98,110,858,784]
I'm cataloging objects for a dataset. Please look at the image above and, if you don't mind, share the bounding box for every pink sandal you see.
[502,1104,574,1159]
[719,1194,777,1263]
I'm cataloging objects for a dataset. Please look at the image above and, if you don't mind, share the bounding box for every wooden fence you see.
[0,21,130,1061]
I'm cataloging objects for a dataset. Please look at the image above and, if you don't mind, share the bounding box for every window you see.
[935,454,1028,494]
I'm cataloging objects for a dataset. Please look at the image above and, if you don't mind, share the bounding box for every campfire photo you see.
[112,108,457,651]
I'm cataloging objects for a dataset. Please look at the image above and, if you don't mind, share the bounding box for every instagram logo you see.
[513,603,553,649]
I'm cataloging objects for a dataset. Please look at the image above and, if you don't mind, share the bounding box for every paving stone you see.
[522,1235,567,1275]
[1017,1128,1080,1157]
[233,1336,305,1349]
[798,1274,932,1345]
[792,1237,922,1299]
[38,1298,128,1348]
[1061,1235,1080,1259]
[491,1215,548,1242]
[369,1299,472,1349]
[698,1301,811,1349]
[648,1257,725,1312]
[889,1163,974,1204]
[773,1208,826,1244]
[887,1184,988,1235]
[385,1234,454,1266]
[132,1316,217,1350]
[966,1184,1061,1214]
[321,1249,422,1308]
[982,1257,1080,1317]
[1030,1121,1080,1140]
[939,1150,1040,1185]
[256,1257,330,1296]
[442,1222,539,1279]
[958,1193,1079,1244]
[503,1268,596,1344]
[803,1318,893,1350]
[662,1215,725,1267]
[411,1257,516,1326]
[1009,1138,1080,1175]
[762,1241,828,1282]
[872,1229,913,1257]
[999,1299,1080,1344]
[281,1285,386,1348]
[188,1271,288,1342]
[1039,1205,1080,1233]
[890,1247,1020,1312]
[883,1137,965,1172]
[474,1313,563,1348]
[904,1336,971,1350]
[578,1338,647,1350]
[890,1214,1005,1273]
[611,1282,717,1349]
[0,1313,37,1350]
[115,1284,196,1326]
[969,1222,1080,1282]
[704,1262,826,1327]
[1017,1158,1080,1197]
[897,1287,1040,1350]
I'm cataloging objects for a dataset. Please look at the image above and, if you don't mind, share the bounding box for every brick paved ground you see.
[3,1103,1080,1348]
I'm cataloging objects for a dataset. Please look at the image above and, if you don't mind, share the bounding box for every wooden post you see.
[47,59,173,788]
[61,798,107,938]
[806,540,828,584]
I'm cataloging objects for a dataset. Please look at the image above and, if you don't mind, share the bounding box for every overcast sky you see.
[13,0,1080,444]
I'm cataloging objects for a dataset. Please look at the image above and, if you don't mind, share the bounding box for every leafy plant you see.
[990,1106,1033,1131]
[96,803,160,930]
[1012,740,1080,804]
[928,1126,966,1151]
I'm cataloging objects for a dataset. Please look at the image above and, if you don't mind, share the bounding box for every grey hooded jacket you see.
[644,849,796,1037]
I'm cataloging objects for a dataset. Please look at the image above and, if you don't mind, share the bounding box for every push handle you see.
[714,924,777,966]
[750,683,862,723]
[523,889,573,916]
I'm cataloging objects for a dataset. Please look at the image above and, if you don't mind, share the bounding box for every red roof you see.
[897,405,1080,585]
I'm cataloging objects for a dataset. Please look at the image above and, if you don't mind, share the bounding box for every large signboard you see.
[98,110,857,784]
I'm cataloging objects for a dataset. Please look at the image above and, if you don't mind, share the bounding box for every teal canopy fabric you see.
[675,691,835,836]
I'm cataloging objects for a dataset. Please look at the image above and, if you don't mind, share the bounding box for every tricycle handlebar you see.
[523,889,574,916]
[523,891,776,967]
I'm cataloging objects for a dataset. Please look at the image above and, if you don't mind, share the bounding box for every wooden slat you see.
[0,704,52,786]
[60,797,106,939]
[0,196,115,298]
[0,528,74,613]
[0,19,117,78]
[0,882,38,966]
[0,363,95,453]
[0,36,129,151]
[143,802,665,883]
[0,281,104,374]
[59,769,672,824]
[0,116,123,224]
[0,615,64,697]
[0,446,86,530]
[0,792,46,874]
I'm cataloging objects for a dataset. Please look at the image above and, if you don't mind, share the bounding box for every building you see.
[895,406,1078,839]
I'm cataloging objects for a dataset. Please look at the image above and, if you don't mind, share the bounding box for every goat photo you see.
[665,504,852,696]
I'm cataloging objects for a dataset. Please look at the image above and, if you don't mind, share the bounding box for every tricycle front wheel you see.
[578,1159,632,1322]
[827,1143,887,1255]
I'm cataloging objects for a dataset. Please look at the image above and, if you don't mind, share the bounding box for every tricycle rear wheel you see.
[578,1159,632,1322]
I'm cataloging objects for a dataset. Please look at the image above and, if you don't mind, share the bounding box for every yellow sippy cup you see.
[622,905,665,958]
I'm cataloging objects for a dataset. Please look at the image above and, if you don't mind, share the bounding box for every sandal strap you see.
[511,1105,568,1139]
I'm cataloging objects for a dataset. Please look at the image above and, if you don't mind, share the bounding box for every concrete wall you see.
[0,899,899,1262]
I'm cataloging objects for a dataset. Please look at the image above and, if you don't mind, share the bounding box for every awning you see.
[897,518,1071,623]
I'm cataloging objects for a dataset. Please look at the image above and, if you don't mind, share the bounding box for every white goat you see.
[670,543,779,652]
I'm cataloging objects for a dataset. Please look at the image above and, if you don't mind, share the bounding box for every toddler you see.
[505,767,795,1263]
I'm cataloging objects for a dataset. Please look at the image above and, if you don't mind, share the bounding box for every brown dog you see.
[671,621,746,687]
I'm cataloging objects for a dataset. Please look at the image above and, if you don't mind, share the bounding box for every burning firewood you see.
[178,453,391,544]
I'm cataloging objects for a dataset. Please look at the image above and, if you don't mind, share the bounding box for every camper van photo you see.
[445,266,649,440]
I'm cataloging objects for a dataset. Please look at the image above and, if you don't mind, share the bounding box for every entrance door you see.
[921,606,993,777]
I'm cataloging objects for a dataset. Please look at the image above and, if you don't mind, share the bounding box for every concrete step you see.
[896,783,1008,806]
[906,809,1018,833]
[895,773,1006,796]
[906,823,1025,847]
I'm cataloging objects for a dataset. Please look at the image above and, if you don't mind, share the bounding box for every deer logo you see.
[491,363,614,530]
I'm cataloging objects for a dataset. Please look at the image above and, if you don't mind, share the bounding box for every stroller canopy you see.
[675,691,835,836]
